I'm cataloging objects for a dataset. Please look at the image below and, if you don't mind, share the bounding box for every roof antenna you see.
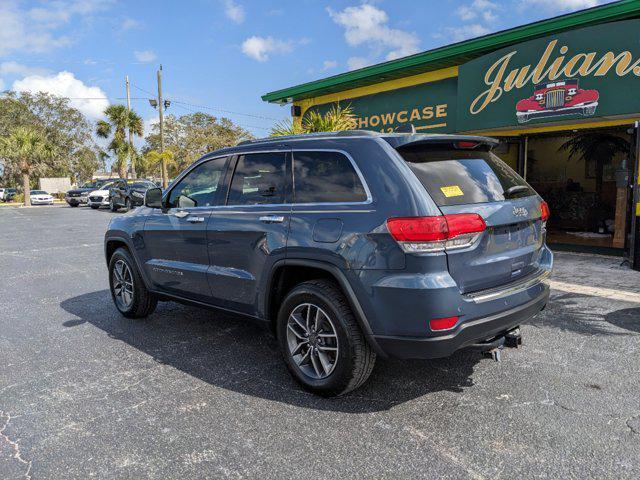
[395,124,416,133]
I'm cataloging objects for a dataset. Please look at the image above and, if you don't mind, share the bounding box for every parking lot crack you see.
[0,411,32,479]
[626,415,640,434]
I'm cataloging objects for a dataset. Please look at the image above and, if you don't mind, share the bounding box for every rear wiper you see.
[504,185,530,198]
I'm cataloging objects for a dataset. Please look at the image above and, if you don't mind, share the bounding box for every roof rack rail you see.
[236,129,379,146]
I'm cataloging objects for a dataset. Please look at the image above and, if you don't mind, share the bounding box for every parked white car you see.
[30,190,55,205]
[87,181,116,209]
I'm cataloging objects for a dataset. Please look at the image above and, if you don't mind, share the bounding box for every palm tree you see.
[558,132,630,199]
[0,127,54,207]
[271,104,355,137]
[96,105,143,178]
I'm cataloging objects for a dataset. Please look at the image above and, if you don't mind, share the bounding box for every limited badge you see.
[440,185,464,197]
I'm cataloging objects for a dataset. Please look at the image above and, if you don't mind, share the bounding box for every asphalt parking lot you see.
[1,205,639,479]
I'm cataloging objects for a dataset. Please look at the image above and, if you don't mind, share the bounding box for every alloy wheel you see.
[286,303,339,379]
[112,259,134,310]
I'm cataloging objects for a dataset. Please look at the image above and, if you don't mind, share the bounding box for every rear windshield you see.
[399,145,535,207]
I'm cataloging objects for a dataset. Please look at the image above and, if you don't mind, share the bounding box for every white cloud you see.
[134,50,157,63]
[120,17,141,31]
[224,0,245,24]
[442,23,492,42]
[0,0,113,56]
[347,57,371,71]
[322,60,338,71]
[12,71,109,120]
[457,0,499,22]
[0,61,49,77]
[521,0,602,13]
[328,4,420,61]
[241,36,293,62]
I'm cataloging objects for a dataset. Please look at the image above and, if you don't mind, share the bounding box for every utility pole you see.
[157,65,168,189]
[125,75,136,179]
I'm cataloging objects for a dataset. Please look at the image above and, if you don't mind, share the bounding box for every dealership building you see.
[263,0,640,268]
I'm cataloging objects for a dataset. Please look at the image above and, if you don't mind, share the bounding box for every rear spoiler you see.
[381,134,500,151]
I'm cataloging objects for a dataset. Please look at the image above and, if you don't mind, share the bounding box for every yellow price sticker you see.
[440,185,464,197]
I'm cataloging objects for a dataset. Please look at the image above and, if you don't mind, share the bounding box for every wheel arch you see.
[104,236,152,290]
[266,259,385,356]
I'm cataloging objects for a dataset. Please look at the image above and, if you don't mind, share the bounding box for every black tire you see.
[276,279,376,397]
[69,203,78,208]
[110,198,118,212]
[108,247,157,319]
[124,197,131,212]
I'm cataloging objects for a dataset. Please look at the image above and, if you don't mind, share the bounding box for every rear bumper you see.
[373,284,549,359]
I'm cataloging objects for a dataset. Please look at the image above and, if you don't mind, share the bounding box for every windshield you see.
[30,190,47,195]
[131,182,155,189]
[398,145,535,207]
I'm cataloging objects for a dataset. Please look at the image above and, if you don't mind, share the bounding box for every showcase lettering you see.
[356,104,447,130]
[470,39,640,114]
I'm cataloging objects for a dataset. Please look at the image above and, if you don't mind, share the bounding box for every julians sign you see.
[458,19,640,131]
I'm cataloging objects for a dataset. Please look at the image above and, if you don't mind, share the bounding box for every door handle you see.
[259,215,285,223]
[186,216,205,223]
[172,210,189,218]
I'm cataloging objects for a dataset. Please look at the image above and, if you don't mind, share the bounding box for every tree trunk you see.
[22,172,31,207]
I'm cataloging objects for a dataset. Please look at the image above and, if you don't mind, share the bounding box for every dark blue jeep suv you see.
[105,131,552,396]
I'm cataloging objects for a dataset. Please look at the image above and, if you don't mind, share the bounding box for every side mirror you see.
[144,187,163,208]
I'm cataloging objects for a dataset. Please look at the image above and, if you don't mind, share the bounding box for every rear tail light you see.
[429,316,459,331]
[387,214,486,253]
[540,201,550,222]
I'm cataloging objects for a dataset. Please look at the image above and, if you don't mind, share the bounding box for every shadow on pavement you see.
[61,289,480,413]
[531,292,640,336]
[604,306,640,334]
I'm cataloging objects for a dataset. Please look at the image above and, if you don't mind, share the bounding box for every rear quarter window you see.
[292,150,367,204]
[399,145,535,207]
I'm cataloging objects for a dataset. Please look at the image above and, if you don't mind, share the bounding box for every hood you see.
[89,189,110,195]
[67,188,93,194]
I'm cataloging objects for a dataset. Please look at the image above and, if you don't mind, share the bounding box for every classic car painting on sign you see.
[516,79,599,123]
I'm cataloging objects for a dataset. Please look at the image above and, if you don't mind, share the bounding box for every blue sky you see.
[0,0,615,139]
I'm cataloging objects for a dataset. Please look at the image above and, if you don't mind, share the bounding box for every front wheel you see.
[108,247,157,318]
[124,197,131,212]
[277,280,376,397]
[110,198,118,212]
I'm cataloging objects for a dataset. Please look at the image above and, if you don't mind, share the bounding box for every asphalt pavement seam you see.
[0,411,32,480]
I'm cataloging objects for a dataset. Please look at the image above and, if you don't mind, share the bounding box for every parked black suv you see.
[105,131,552,396]
[65,180,109,207]
[109,179,157,212]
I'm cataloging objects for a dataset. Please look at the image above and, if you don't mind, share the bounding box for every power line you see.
[171,102,270,131]
[131,82,279,122]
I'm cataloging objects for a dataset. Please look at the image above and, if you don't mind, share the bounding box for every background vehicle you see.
[29,190,54,205]
[87,181,116,209]
[3,188,17,202]
[104,131,552,396]
[65,180,109,207]
[109,179,157,212]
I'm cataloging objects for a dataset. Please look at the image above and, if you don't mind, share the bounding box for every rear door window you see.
[399,145,535,206]
[227,152,287,205]
[292,150,367,204]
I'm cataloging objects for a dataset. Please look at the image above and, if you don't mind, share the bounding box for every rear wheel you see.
[125,197,131,212]
[277,280,376,397]
[108,247,157,318]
